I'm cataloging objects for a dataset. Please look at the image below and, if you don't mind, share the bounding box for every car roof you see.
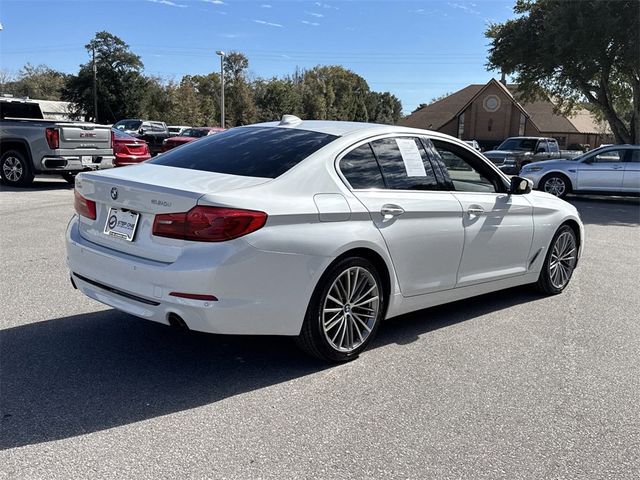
[249,120,394,137]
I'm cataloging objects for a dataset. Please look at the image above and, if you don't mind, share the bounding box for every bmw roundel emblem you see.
[110,187,118,200]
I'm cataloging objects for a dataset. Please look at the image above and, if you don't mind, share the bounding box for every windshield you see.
[150,126,337,178]
[114,120,142,131]
[182,128,209,138]
[497,138,537,151]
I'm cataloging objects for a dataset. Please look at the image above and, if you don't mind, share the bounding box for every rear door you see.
[622,148,640,192]
[577,148,626,191]
[339,137,464,297]
[429,139,534,287]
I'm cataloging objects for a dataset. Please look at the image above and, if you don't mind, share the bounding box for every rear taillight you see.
[45,128,59,149]
[153,206,267,242]
[110,129,115,148]
[74,190,96,220]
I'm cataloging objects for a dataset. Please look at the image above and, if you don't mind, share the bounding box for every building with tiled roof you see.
[400,78,612,150]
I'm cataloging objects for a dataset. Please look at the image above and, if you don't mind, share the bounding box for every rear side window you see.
[370,137,439,191]
[548,140,559,152]
[340,144,385,189]
[151,127,337,178]
[0,101,44,119]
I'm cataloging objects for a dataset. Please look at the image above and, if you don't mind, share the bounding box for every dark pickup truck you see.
[483,137,581,174]
[112,119,170,156]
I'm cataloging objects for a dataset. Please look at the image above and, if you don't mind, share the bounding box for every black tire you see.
[535,225,578,295]
[296,257,385,362]
[540,173,571,199]
[61,172,77,185]
[0,149,34,187]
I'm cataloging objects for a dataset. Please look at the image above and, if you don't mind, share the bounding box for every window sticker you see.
[395,138,427,177]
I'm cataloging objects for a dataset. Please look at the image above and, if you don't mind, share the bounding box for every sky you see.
[0,0,517,113]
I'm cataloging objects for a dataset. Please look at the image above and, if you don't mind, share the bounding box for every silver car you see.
[520,145,640,198]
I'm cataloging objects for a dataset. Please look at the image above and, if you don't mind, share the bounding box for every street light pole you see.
[92,46,98,123]
[216,50,225,128]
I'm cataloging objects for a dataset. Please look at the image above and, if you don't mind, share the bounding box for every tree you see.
[222,52,255,126]
[1,64,68,100]
[300,66,372,121]
[366,91,402,124]
[253,78,301,122]
[63,31,147,123]
[486,0,640,144]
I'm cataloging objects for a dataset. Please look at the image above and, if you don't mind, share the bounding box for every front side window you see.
[151,127,337,178]
[430,140,501,193]
[548,140,559,153]
[370,137,439,191]
[339,144,385,189]
[593,149,624,163]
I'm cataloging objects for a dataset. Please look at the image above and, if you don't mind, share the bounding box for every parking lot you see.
[1,178,639,479]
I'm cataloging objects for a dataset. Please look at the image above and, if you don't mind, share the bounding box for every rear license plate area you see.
[104,208,140,241]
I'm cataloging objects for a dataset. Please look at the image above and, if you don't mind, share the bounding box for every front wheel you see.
[296,257,385,362]
[536,225,578,295]
[541,173,570,199]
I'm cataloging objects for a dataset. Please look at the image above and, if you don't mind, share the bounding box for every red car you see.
[112,128,151,167]
[161,127,225,152]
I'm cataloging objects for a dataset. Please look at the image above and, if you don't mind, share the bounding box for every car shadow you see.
[0,286,541,450]
[567,195,639,227]
[0,177,73,192]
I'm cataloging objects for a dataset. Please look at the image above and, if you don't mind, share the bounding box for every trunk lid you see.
[75,164,272,262]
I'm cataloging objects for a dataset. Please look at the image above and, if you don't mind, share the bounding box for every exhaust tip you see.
[167,313,189,330]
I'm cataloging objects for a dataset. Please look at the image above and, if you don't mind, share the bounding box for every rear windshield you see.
[0,101,44,119]
[150,126,338,178]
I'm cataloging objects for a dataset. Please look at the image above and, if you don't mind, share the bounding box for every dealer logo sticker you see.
[110,187,118,200]
[108,215,118,229]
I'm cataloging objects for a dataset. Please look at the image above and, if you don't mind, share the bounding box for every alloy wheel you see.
[543,176,566,197]
[549,230,577,289]
[322,266,380,353]
[3,156,23,182]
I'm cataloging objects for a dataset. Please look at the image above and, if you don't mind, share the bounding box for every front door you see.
[429,139,535,287]
[577,148,626,191]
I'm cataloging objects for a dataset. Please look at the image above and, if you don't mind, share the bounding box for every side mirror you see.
[510,176,533,194]
[138,128,145,135]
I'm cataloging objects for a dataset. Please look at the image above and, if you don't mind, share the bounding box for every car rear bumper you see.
[66,216,327,336]
[40,155,115,171]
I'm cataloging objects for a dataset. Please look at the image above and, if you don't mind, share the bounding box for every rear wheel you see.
[296,257,385,362]
[1,150,34,187]
[536,225,578,295]
[541,173,570,199]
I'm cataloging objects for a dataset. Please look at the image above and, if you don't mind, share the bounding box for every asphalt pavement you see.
[1,178,639,479]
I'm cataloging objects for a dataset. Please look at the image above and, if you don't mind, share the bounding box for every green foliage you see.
[0,64,68,100]
[486,0,640,143]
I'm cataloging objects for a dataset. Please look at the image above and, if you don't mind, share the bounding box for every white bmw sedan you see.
[67,117,584,362]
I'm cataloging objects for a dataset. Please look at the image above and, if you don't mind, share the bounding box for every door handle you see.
[380,204,405,220]
[612,165,623,169]
[467,206,485,216]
